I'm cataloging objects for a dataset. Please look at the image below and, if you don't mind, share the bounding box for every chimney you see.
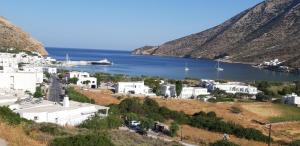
[63,96,70,107]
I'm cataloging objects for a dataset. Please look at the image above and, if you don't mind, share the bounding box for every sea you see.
[46,47,300,82]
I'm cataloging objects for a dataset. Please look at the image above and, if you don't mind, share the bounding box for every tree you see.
[169,122,179,137]
[33,86,44,98]
[140,118,154,130]
[175,81,183,97]
[68,77,78,84]
[119,98,144,114]
[144,78,160,95]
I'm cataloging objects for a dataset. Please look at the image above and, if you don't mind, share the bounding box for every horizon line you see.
[45,46,132,52]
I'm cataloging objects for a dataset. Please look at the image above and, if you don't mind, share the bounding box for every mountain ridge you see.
[0,16,47,56]
[133,0,300,68]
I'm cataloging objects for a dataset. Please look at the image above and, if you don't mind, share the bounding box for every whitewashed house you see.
[69,71,97,88]
[21,66,44,84]
[115,81,155,96]
[203,80,258,95]
[44,67,57,74]
[160,84,176,97]
[282,93,300,107]
[0,95,109,126]
[179,86,209,99]
[0,55,19,73]
[0,72,37,93]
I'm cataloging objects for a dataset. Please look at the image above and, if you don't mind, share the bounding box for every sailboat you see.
[184,63,189,71]
[216,60,224,71]
[65,53,70,66]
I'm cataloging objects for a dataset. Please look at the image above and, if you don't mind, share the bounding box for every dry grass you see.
[75,87,120,106]
[0,122,45,146]
[109,129,180,146]
[271,122,300,142]
[154,98,266,129]
[178,125,267,146]
[71,89,300,143]
[240,102,282,118]
[154,98,300,142]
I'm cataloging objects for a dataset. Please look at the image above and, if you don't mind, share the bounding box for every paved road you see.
[48,75,63,102]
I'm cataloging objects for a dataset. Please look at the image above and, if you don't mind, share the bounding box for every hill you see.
[133,0,300,68]
[0,16,47,56]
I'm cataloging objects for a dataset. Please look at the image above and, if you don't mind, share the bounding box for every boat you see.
[91,58,112,65]
[184,63,189,71]
[185,67,189,71]
[216,60,224,71]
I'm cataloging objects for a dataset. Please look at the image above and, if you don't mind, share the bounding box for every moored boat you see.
[91,58,112,65]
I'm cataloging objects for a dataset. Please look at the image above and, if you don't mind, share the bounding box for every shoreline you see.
[132,53,300,75]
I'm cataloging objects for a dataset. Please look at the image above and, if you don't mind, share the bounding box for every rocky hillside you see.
[133,0,300,68]
[0,17,47,56]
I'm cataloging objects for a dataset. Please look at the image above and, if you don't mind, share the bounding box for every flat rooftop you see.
[15,99,108,113]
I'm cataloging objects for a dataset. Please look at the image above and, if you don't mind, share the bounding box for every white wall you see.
[116,82,149,95]
[0,72,36,93]
[179,87,209,99]
[19,106,100,126]
[160,84,176,97]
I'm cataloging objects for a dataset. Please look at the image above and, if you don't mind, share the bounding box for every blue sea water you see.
[46,47,300,81]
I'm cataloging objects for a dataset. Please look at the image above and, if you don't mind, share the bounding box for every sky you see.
[0,0,263,50]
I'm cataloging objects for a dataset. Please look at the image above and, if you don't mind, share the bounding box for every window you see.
[34,116,38,120]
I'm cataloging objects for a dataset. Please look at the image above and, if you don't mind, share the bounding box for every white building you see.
[115,81,155,96]
[10,97,109,126]
[179,86,209,99]
[203,80,258,95]
[69,71,97,88]
[263,59,282,66]
[21,66,44,84]
[0,72,37,93]
[160,84,176,97]
[0,56,18,73]
[44,67,57,74]
[282,93,300,107]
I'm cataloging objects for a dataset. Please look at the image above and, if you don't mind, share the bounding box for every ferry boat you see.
[91,58,112,65]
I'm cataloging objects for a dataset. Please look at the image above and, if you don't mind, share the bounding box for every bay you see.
[46,47,300,81]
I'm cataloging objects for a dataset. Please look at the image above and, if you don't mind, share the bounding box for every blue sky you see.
[0,0,263,50]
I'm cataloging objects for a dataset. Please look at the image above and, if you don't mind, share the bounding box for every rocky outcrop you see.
[133,0,300,68]
[0,17,47,56]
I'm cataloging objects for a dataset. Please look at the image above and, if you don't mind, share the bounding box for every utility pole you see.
[268,123,272,146]
[180,125,183,141]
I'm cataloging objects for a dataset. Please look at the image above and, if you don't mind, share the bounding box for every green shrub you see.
[288,140,300,146]
[118,98,144,114]
[39,123,69,136]
[79,115,122,130]
[66,87,95,103]
[169,122,179,137]
[230,107,242,114]
[189,111,269,142]
[33,86,44,98]
[68,77,79,84]
[50,133,114,146]
[0,106,28,125]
